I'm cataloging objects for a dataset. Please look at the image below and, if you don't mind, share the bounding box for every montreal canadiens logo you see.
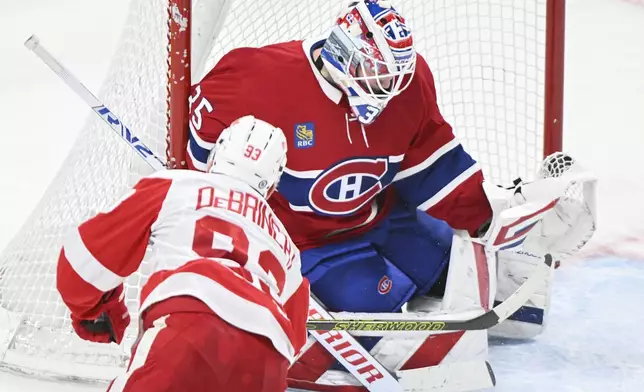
[308,158,389,216]
[378,276,393,295]
[384,20,412,42]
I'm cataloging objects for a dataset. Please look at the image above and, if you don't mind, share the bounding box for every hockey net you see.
[0,0,564,382]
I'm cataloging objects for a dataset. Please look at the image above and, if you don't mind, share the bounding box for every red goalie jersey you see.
[186,39,493,250]
[56,169,310,363]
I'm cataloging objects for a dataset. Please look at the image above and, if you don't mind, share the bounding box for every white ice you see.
[1,0,643,391]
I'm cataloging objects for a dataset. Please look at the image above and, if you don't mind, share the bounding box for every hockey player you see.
[186,0,596,389]
[56,116,310,392]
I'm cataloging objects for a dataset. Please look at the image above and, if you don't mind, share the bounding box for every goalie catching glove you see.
[483,152,597,339]
[481,152,597,261]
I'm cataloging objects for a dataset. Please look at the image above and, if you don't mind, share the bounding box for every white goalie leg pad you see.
[401,232,496,391]
[407,232,496,314]
[440,232,497,313]
[290,234,498,391]
[489,249,555,339]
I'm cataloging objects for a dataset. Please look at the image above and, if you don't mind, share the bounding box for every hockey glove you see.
[71,285,130,344]
[480,152,596,261]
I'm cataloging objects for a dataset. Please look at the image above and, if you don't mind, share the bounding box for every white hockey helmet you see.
[206,115,287,198]
[320,0,416,124]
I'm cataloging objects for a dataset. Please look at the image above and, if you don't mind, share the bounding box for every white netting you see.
[0,0,169,380]
[0,0,552,382]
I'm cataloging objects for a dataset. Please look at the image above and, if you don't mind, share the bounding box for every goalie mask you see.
[206,115,287,198]
[320,0,416,125]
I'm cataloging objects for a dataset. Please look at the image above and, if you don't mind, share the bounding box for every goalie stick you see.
[306,254,554,332]
[306,297,404,391]
[305,297,497,392]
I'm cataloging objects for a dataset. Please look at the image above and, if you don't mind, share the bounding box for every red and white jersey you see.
[56,170,310,362]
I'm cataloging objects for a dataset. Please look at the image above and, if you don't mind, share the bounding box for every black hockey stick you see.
[306,254,553,332]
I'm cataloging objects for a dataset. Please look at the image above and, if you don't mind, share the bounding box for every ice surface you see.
[1,0,643,390]
[564,0,644,260]
[489,259,644,391]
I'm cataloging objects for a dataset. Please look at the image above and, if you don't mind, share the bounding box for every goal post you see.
[544,0,566,156]
[166,0,192,169]
[0,0,565,382]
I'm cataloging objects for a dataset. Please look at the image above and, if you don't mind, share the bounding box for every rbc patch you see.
[294,122,315,149]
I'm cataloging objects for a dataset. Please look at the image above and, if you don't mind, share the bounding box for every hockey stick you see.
[307,297,404,391]
[24,35,167,341]
[24,35,167,172]
[298,255,552,390]
[23,36,391,389]
[306,254,554,332]
[305,298,496,392]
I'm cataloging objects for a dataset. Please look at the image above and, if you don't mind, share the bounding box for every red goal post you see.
[167,0,191,169]
[544,0,565,157]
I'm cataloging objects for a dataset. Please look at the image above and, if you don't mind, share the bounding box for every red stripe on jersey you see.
[284,278,311,354]
[473,243,490,310]
[399,331,466,370]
